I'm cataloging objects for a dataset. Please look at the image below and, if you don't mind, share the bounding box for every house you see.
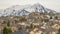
[29,28,42,34]
[10,26,18,32]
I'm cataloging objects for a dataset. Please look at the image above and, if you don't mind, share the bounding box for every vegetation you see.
[3,20,12,34]
[43,19,49,22]
[29,24,33,29]
[57,28,60,34]
[50,17,53,19]
[7,21,10,27]
[19,17,27,22]
[55,16,58,19]
[3,27,12,34]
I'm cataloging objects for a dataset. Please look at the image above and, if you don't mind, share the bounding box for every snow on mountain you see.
[0,9,5,16]
[25,3,56,13]
[0,3,56,17]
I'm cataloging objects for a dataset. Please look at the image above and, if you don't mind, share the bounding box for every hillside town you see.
[0,12,60,34]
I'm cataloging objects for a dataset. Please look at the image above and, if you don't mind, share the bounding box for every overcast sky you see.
[0,0,60,12]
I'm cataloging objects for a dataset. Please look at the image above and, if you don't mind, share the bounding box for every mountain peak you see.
[33,3,43,7]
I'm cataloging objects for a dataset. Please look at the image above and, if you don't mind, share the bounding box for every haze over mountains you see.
[0,3,56,17]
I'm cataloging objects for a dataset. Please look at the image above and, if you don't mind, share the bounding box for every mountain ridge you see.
[0,3,57,17]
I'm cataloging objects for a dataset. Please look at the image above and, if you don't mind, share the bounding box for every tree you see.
[3,27,12,34]
[7,21,10,27]
[57,28,60,34]
[43,19,49,22]
[19,17,27,22]
[3,20,12,34]
[55,16,58,19]
[29,24,33,29]
[50,17,53,19]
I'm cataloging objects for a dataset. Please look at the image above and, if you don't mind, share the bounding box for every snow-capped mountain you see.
[0,3,56,17]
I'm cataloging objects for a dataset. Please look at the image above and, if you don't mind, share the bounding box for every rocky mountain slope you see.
[0,3,56,17]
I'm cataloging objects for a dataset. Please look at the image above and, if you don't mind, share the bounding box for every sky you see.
[0,0,60,12]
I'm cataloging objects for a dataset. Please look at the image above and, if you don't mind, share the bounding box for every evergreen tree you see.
[50,17,53,19]
[3,27,12,34]
[7,21,10,27]
[29,24,33,29]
